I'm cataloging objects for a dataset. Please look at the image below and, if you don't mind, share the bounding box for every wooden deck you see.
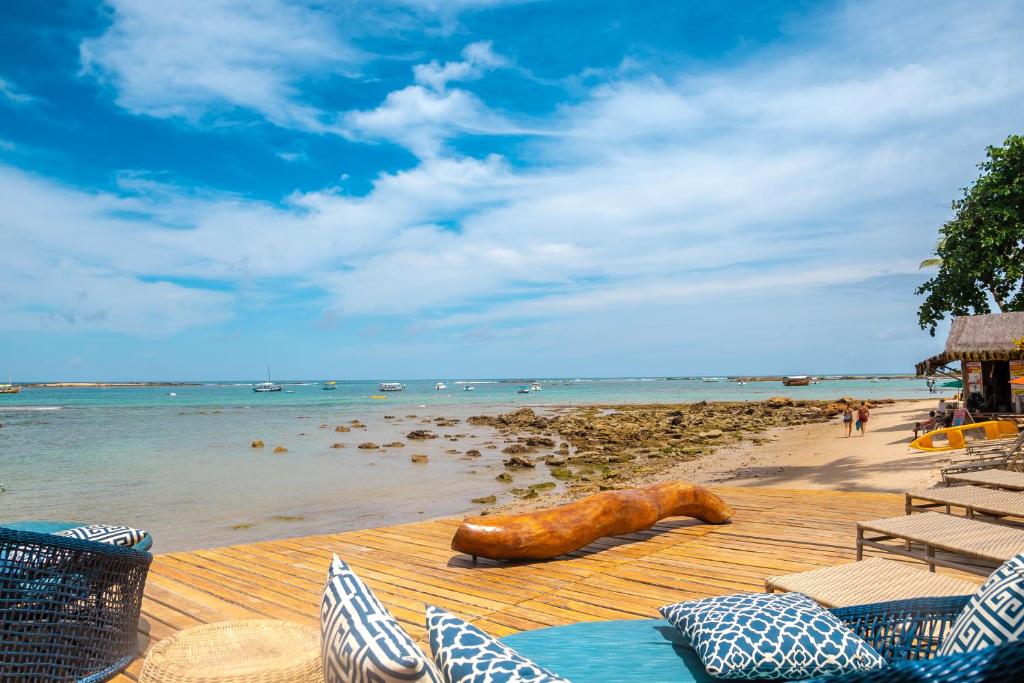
[112,487,981,681]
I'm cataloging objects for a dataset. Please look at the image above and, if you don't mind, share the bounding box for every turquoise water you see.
[0,377,932,552]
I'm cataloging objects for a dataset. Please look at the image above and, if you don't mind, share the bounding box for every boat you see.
[517,387,531,394]
[910,420,1018,452]
[529,383,542,392]
[782,375,810,386]
[322,381,337,391]
[0,383,20,394]
[253,366,282,393]
[378,382,405,392]
[435,382,448,391]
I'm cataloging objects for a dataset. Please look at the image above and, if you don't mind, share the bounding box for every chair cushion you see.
[53,524,147,547]
[321,554,440,683]
[660,592,885,680]
[426,605,569,683]
[939,553,1024,655]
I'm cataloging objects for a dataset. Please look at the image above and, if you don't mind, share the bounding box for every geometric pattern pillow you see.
[321,554,441,683]
[425,605,569,683]
[660,592,885,680]
[53,524,147,547]
[939,553,1024,655]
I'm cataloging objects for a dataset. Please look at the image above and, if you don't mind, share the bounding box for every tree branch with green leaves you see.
[917,134,1024,335]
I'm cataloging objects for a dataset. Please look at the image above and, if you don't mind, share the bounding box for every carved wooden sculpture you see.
[451,481,733,561]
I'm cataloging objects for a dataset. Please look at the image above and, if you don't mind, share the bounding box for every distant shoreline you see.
[24,382,203,388]
[13,374,921,388]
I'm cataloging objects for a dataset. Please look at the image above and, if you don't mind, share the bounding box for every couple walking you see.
[842,404,870,437]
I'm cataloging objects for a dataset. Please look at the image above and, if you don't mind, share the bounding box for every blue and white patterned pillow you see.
[660,592,885,680]
[426,605,569,683]
[939,553,1024,655]
[322,554,441,683]
[54,524,146,547]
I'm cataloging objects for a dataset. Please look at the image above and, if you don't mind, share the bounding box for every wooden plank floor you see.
[112,487,982,681]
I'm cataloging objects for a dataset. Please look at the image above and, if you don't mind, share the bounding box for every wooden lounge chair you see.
[945,468,1024,491]
[965,429,1024,456]
[764,557,980,607]
[906,485,1024,524]
[940,449,1022,483]
[857,511,1024,575]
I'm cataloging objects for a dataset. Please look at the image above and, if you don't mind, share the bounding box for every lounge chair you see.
[0,527,152,681]
[906,485,1024,524]
[857,511,1024,575]
[500,595,1023,682]
[966,430,1024,456]
[765,557,980,607]
[941,449,1022,483]
[946,468,1024,491]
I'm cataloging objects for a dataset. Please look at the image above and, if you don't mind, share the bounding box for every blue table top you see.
[501,619,713,683]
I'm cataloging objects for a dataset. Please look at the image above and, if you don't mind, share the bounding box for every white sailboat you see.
[253,366,282,392]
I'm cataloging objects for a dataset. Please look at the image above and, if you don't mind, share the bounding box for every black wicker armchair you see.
[0,527,152,682]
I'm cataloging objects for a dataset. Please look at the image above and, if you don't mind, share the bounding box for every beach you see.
[0,379,945,552]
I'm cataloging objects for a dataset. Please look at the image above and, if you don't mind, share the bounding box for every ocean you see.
[0,377,933,551]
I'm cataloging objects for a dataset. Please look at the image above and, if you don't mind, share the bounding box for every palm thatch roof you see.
[916,312,1024,375]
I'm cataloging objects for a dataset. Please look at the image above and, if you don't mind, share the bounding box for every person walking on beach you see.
[857,403,870,436]
[842,407,853,437]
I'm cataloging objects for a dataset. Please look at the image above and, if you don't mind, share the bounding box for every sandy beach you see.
[672,398,948,492]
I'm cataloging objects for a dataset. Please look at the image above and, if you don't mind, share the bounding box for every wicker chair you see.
[0,527,152,682]
[500,596,1022,682]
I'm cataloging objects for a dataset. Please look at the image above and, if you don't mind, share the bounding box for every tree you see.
[917,135,1024,335]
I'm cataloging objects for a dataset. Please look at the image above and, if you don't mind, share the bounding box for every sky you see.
[1,0,1022,381]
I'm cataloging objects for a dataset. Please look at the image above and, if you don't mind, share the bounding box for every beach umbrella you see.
[941,379,963,388]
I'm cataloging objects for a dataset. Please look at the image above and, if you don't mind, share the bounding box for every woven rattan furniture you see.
[1,520,153,552]
[139,620,323,683]
[907,485,1024,523]
[764,557,980,607]
[0,527,152,682]
[946,468,1024,491]
[857,511,1024,575]
[500,595,1024,682]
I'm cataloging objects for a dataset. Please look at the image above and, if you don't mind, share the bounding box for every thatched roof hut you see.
[916,312,1024,375]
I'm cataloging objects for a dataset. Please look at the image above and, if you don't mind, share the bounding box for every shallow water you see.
[0,377,932,551]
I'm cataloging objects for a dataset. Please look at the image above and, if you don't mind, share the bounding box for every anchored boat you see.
[253,366,282,393]
[322,381,337,390]
[378,382,405,392]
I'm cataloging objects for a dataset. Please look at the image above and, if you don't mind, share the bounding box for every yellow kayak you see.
[910,420,1019,452]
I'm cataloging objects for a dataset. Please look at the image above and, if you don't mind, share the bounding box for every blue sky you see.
[1,0,1022,380]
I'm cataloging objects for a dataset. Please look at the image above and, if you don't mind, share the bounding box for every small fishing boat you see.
[0,383,20,394]
[322,381,337,390]
[529,383,542,392]
[253,366,282,392]
[378,382,405,392]
[782,375,810,386]
[435,382,448,391]
[517,387,531,394]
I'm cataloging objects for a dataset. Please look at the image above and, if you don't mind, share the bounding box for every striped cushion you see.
[53,524,146,547]
[426,605,569,683]
[321,554,440,683]
[939,553,1024,655]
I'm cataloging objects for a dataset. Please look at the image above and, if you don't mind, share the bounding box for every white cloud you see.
[0,76,36,106]
[413,41,507,91]
[80,0,361,130]
[5,0,1023,356]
